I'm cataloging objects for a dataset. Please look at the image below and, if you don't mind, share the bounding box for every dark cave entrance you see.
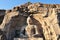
[15,30,20,38]
[0,15,4,25]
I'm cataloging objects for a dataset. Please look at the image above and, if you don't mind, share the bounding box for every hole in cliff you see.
[0,15,4,25]
[57,13,60,26]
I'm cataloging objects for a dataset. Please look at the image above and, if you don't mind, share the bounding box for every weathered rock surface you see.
[0,2,60,40]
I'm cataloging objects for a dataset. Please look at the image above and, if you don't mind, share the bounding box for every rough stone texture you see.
[0,2,60,40]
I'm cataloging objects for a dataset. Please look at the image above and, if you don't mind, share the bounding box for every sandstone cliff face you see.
[0,2,60,40]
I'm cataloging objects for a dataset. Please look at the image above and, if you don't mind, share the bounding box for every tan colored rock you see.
[0,11,19,30]
[33,14,57,40]
[0,2,60,40]
[28,3,40,12]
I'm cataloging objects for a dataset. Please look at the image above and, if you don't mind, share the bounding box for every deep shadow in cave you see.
[0,15,4,25]
[57,13,60,26]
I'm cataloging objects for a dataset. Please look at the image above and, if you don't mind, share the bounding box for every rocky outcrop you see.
[0,2,60,40]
